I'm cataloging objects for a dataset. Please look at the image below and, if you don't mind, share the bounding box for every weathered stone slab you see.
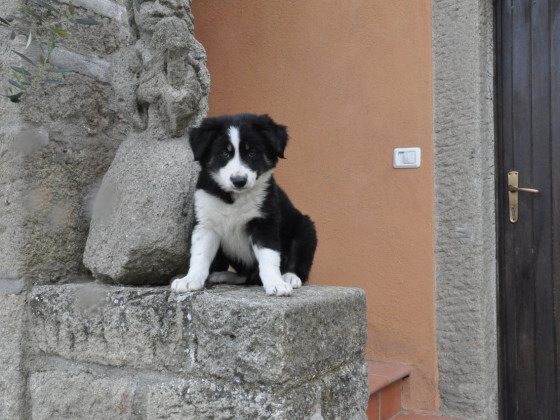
[27,358,367,420]
[146,377,286,420]
[191,285,367,383]
[29,369,137,420]
[28,283,192,371]
[28,284,367,381]
[26,284,368,418]
[146,359,368,420]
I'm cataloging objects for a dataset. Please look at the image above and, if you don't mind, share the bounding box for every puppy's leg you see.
[252,245,293,296]
[281,214,317,284]
[171,225,219,293]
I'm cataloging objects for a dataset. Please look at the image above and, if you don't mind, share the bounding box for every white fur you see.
[282,272,302,288]
[171,224,220,292]
[172,168,275,293]
[253,246,293,296]
[194,167,272,264]
[212,126,258,192]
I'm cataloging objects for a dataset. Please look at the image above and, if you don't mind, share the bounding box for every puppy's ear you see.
[256,114,288,159]
[189,122,216,161]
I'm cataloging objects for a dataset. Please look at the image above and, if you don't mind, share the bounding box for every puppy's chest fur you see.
[194,187,267,265]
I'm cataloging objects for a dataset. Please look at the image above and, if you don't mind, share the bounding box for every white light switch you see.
[393,147,421,168]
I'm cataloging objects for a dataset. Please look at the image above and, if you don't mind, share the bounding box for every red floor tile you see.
[368,361,411,394]
[366,393,380,419]
[381,381,402,420]
[391,412,463,420]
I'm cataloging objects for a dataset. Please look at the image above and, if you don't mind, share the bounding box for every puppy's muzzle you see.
[230,174,248,189]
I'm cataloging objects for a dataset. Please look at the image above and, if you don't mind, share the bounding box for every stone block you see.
[29,369,137,420]
[318,360,370,420]
[191,285,367,383]
[145,377,283,420]
[145,360,368,420]
[28,283,192,372]
[82,135,198,285]
[27,284,368,419]
[28,284,367,381]
[26,360,367,420]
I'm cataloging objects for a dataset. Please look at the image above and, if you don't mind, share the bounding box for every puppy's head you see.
[189,114,288,193]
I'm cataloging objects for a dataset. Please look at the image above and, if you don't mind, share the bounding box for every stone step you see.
[391,412,463,420]
[365,361,463,420]
[26,283,370,419]
[366,361,411,420]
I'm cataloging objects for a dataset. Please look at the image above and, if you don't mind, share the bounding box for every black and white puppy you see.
[171,113,317,296]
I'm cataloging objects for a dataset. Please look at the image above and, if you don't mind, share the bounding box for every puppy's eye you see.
[221,149,231,158]
[248,150,257,159]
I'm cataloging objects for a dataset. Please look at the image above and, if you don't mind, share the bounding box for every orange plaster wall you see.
[192,0,437,413]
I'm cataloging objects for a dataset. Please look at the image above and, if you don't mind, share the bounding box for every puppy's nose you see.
[230,175,248,188]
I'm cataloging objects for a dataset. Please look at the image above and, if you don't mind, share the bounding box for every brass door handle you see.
[508,185,539,193]
[508,171,539,223]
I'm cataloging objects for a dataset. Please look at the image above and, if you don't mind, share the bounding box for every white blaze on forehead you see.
[227,126,243,173]
[228,126,240,152]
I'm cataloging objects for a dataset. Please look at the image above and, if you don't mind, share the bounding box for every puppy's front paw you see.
[263,277,293,297]
[171,273,206,293]
[282,272,302,289]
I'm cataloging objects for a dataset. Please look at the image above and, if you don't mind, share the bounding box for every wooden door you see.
[497,0,560,418]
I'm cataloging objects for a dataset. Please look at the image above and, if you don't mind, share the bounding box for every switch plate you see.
[393,147,421,168]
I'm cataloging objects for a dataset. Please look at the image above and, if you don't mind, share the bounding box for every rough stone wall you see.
[0,0,128,285]
[0,293,26,419]
[0,0,209,287]
[432,0,498,418]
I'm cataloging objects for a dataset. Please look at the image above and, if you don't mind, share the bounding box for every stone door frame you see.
[433,1,498,419]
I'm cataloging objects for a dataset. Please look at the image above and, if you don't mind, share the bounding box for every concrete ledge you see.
[27,284,369,419]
